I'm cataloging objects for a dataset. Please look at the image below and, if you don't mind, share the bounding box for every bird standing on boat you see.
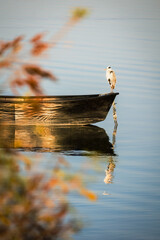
[105,66,116,91]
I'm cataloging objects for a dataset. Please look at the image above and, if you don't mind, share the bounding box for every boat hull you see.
[0,92,119,125]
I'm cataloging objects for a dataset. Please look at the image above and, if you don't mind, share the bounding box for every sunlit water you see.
[0,0,160,239]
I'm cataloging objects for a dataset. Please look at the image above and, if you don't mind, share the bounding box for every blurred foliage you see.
[0,6,98,240]
[0,6,122,240]
[0,147,97,240]
[0,33,56,95]
[0,7,89,96]
[71,7,89,21]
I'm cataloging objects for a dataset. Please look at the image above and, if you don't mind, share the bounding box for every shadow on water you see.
[0,124,115,156]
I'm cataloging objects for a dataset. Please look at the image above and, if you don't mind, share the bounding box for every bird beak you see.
[104,68,106,70]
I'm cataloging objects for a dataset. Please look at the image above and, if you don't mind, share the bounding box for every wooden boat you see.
[0,125,115,156]
[0,92,119,125]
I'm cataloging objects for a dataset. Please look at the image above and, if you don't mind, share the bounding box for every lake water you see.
[0,0,160,239]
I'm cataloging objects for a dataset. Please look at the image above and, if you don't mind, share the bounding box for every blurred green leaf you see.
[71,7,89,21]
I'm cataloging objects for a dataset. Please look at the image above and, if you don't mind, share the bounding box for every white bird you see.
[104,66,116,91]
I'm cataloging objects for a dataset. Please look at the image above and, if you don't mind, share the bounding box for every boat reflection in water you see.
[103,102,118,186]
[0,125,115,156]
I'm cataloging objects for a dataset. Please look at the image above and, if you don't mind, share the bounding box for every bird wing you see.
[111,71,116,84]
[110,71,116,89]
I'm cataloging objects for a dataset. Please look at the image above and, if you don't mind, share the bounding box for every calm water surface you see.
[0,0,160,239]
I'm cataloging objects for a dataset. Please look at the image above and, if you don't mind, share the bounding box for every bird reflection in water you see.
[103,101,118,187]
[112,101,118,148]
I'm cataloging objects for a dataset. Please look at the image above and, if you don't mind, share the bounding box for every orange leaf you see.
[25,76,43,95]
[31,42,49,56]
[10,76,44,95]
[12,35,24,47]
[0,60,11,68]
[0,41,11,55]
[44,178,59,190]
[23,64,57,81]
[80,188,97,201]
[30,33,45,43]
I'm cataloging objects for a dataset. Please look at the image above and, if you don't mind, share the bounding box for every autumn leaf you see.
[44,178,59,190]
[80,188,97,201]
[12,35,24,53]
[11,76,44,95]
[23,64,57,81]
[30,33,50,56]
[30,33,45,43]
[31,42,49,56]
[0,36,23,55]
[0,41,11,55]
[25,76,43,94]
[12,36,24,46]
[0,60,11,68]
